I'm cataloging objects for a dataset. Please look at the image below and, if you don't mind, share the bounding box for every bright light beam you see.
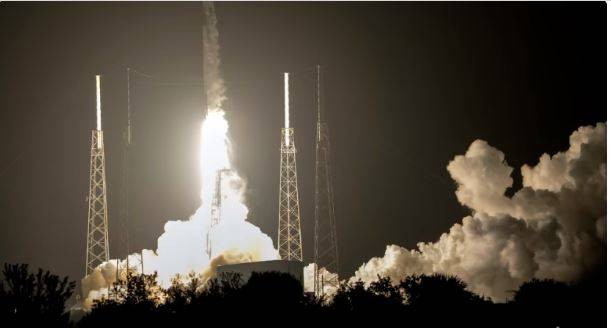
[284,72,289,145]
[96,75,102,131]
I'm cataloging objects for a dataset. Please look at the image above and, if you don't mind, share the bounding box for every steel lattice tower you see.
[278,73,303,261]
[121,67,132,274]
[314,65,340,296]
[86,75,110,275]
[206,169,229,258]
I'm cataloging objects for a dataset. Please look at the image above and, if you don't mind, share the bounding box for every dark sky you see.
[0,2,605,282]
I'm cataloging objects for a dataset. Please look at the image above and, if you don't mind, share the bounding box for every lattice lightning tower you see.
[313,65,340,296]
[85,75,110,275]
[278,73,303,261]
[207,169,229,258]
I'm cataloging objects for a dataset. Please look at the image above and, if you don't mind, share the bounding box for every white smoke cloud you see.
[353,123,606,301]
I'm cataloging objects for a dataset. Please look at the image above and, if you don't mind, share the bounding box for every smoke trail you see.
[351,123,606,301]
[202,2,225,112]
[78,3,278,310]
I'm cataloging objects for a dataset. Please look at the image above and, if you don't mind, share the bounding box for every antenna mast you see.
[121,67,132,275]
[313,65,340,296]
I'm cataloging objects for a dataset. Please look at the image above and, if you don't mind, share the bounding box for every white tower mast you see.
[85,75,110,275]
[278,73,303,261]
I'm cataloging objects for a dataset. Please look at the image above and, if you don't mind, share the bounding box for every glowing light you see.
[284,73,290,145]
[96,75,101,131]
[200,109,230,203]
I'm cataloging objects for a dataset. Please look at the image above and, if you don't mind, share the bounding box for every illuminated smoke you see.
[202,2,225,112]
[351,123,606,301]
[79,3,279,310]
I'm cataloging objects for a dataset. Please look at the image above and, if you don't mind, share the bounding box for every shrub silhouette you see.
[0,263,75,327]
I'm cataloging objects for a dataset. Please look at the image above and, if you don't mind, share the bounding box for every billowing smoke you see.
[352,123,606,301]
[78,3,278,310]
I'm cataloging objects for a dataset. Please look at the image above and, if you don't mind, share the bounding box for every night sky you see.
[0,2,605,283]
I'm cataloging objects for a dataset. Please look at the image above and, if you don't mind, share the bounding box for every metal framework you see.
[121,67,132,273]
[313,65,340,296]
[278,72,303,261]
[278,128,303,261]
[85,76,110,275]
[207,169,229,258]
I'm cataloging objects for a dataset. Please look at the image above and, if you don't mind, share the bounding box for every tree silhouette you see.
[163,271,243,321]
[0,260,604,326]
[510,278,579,327]
[79,272,161,327]
[162,272,202,312]
[331,278,403,314]
[397,274,493,325]
[71,266,604,326]
[512,278,572,306]
[0,263,75,326]
[240,271,306,313]
[400,273,486,308]
[369,276,403,308]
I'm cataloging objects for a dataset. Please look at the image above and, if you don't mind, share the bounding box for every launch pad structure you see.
[85,75,110,275]
[82,1,340,291]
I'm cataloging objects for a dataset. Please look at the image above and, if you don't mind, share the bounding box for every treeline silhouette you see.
[0,262,604,327]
